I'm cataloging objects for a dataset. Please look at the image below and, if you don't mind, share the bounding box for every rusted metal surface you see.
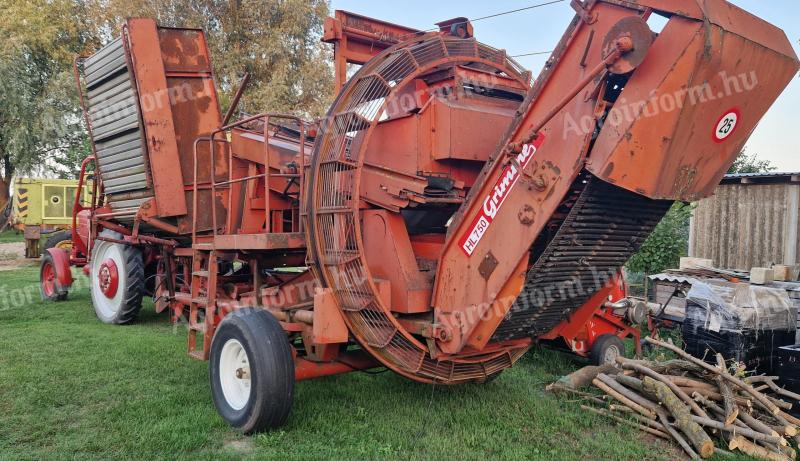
[306,32,533,383]
[211,232,306,251]
[431,0,798,359]
[312,289,350,344]
[323,10,422,91]
[125,19,188,217]
[68,3,797,392]
[588,2,799,201]
[432,3,645,354]
[295,351,378,381]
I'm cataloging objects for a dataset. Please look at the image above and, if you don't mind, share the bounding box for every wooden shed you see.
[689,172,800,270]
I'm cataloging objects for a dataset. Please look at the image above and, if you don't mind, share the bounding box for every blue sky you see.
[331,1,800,171]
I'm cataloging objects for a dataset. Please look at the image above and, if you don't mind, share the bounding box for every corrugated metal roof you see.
[649,273,698,284]
[650,272,800,290]
[724,171,800,179]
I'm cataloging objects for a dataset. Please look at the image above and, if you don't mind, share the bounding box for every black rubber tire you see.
[40,252,68,301]
[90,230,144,324]
[589,334,626,366]
[210,308,294,433]
[43,230,72,251]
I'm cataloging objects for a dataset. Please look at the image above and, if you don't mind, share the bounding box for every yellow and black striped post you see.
[15,187,29,220]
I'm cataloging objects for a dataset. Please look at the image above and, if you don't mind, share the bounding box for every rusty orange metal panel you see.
[362,210,432,314]
[324,10,421,91]
[431,97,517,162]
[212,232,306,251]
[588,10,799,200]
[125,19,187,217]
[312,289,349,344]
[432,2,637,354]
[157,27,226,233]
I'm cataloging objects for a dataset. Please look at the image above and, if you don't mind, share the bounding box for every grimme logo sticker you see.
[459,134,546,256]
[713,109,740,143]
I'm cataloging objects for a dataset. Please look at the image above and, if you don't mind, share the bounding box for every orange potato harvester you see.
[45,1,798,432]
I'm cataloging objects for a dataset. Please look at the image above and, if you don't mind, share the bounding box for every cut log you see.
[729,436,790,461]
[684,387,752,408]
[763,412,798,437]
[693,392,779,437]
[615,374,645,392]
[764,379,800,402]
[645,337,781,415]
[768,416,799,438]
[746,376,781,384]
[766,396,793,412]
[581,405,670,439]
[666,375,718,393]
[548,385,608,406]
[642,376,715,458]
[619,358,704,375]
[656,409,700,460]
[715,354,738,425]
[609,405,665,430]
[778,410,800,427]
[775,444,797,461]
[597,374,659,413]
[593,378,656,419]
[764,380,800,402]
[547,363,619,390]
[691,415,785,445]
[597,373,658,419]
[618,357,710,419]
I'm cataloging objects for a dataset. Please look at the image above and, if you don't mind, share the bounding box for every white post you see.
[783,184,799,266]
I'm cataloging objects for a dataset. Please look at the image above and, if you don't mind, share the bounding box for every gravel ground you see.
[0,242,35,271]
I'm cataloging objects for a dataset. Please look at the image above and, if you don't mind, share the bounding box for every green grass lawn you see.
[0,266,744,461]
[0,229,24,244]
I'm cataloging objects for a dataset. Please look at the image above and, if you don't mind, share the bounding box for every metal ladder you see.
[188,246,218,360]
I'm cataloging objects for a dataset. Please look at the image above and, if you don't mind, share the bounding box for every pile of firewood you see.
[548,337,800,460]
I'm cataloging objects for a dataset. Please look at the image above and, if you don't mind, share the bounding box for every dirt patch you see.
[223,439,255,454]
[0,242,36,271]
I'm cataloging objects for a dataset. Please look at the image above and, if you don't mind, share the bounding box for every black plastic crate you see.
[683,309,795,374]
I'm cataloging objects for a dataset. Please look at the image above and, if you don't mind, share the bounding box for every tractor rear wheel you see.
[40,252,68,301]
[44,230,73,252]
[210,308,294,433]
[590,334,626,366]
[90,230,144,324]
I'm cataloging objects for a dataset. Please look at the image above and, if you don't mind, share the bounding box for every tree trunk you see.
[0,175,10,212]
[715,354,739,425]
[1,151,13,212]
[642,376,715,458]
[547,363,618,390]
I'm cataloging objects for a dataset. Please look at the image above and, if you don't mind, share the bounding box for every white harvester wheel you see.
[219,339,252,411]
[210,309,294,433]
[90,230,144,324]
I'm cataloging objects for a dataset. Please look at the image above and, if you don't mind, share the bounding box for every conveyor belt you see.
[492,174,672,341]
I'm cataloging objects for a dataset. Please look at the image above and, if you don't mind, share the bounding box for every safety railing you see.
[192,113,307,242]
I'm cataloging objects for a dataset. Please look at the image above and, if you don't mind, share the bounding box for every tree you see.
[0,0,100,209]
[627,202,694,275]
[628,150,775,277]
[727,149,775,174]
[0,0,333,209]
[91,0,333,116]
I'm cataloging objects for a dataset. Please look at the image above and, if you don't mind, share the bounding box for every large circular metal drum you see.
[306,33,532,383]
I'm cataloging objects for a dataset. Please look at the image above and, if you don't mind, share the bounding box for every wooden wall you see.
[689,182,800,270]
